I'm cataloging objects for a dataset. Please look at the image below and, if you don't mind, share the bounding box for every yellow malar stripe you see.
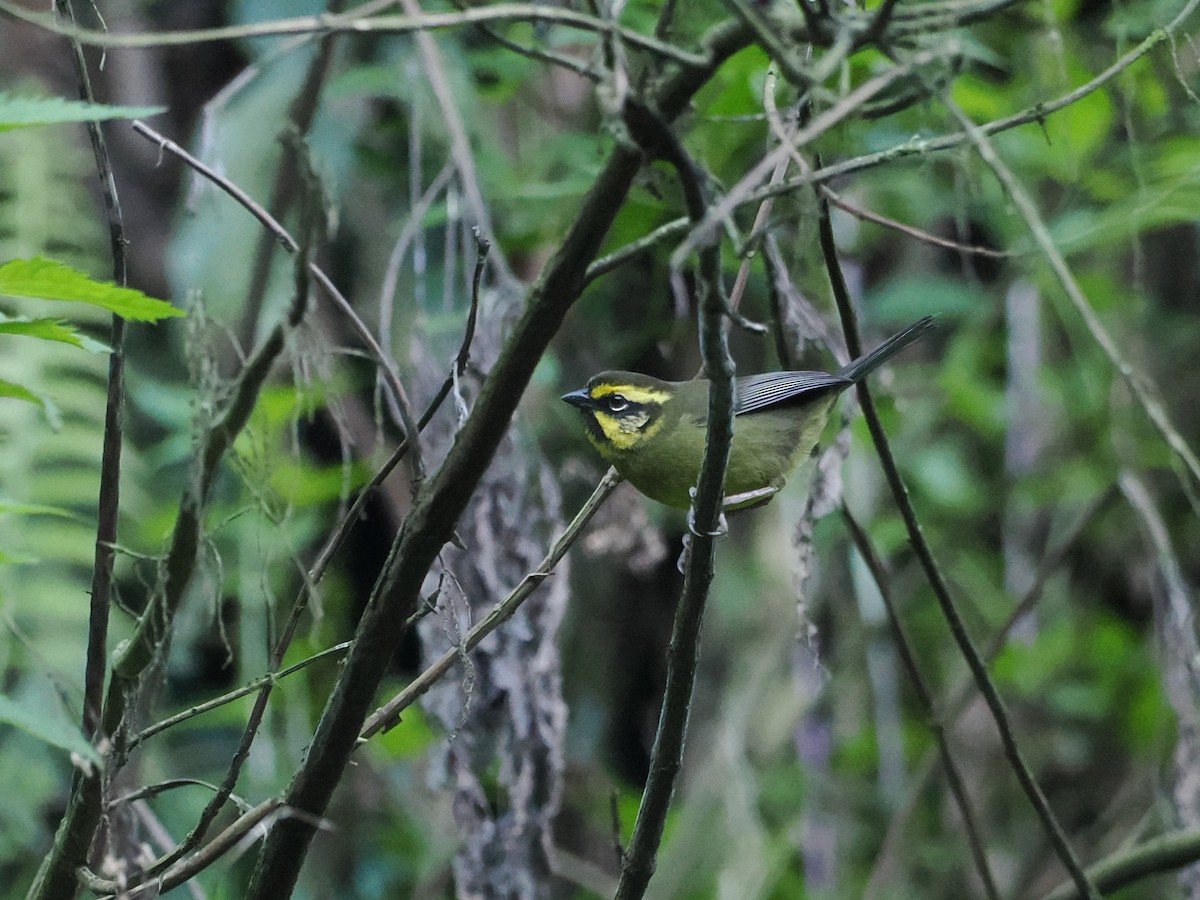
[591,409,666,451]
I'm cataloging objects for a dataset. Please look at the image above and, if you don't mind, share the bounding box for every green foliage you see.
[994,614,1175,755]
[0,257,183,321]
[0,314,108,352]
[6,0,1200,895]
[0,378,50,416]
[0,91,164,131]
[0,692,98,763]
[0,257,181,421]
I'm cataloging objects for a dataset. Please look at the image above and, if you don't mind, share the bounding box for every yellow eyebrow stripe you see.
[590,384,671,404]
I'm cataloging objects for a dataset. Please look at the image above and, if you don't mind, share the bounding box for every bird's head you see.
[561,371,675,457]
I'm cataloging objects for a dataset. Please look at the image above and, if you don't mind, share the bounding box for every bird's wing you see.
[734,371,851,415]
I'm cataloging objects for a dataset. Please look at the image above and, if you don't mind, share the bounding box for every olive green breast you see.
[605,398,836,509]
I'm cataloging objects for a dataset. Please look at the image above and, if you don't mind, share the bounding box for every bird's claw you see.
[686,487,730,539]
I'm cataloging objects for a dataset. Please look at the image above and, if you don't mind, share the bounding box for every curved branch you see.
[1042,829,1200,900]
[0,1,708,67]
[359,468,621,739]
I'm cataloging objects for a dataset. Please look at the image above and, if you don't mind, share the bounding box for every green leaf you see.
[0,257,185,322]
[0,501,76,519]
[0,694,100,764]
[0,92,164,132]
[0,316,108,352]
[0,378,62,428]
[0,378,44,407]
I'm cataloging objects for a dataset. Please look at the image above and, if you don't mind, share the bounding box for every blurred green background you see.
[2,0,1199,896]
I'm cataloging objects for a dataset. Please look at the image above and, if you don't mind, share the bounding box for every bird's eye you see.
[606,394,629,412]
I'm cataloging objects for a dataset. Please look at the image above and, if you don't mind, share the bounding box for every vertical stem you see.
[613,97,735,900]
[54,0,128,746]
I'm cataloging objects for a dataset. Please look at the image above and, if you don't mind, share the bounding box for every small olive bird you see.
[561,316,935,510]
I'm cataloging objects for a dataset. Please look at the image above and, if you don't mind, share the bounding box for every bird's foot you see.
[678,489,732,572]
[722,485,780,512]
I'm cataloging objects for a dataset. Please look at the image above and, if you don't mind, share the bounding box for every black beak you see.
[561,388,594,410]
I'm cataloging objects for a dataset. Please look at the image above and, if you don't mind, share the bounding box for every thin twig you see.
[55,0,129,743]
[817,196,1102,900]
[584,218,691,284]
[864,488,1115,896]
[82,798,283,899]
[108,779,241,808]
[841,506,1001,900]
[456,229,488,375]
[238,0,345,346]
[449,0,601,81]
[0,1,710,67]
[360,467,622,738]
[944,96,1200,504]
[822,187,1009,258]
[127,642,351,750]
[130,119,427,478]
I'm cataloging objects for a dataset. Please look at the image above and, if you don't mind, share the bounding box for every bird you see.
[561,316,934,510]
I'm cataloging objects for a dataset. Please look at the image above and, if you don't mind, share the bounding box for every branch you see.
[28,127,320,900]
[242,21,754,900]
[864,488,1115,897]
[943,96,1200,504]
[1041,829,1200,900]
[360,468,621,739]
[0,1,709,67]
[840,506,1000,900]
[613,95,735,900]
[127,642,351,750]
[130,119,426,477]
[55,0,129,744]
[817,197,1102,900]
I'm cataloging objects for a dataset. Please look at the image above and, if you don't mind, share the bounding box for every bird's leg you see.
[687,488,731,538]
[722,485,780,512]
[679,488,733,573]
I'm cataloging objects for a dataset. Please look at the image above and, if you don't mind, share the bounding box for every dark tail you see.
[837,316,936,384]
